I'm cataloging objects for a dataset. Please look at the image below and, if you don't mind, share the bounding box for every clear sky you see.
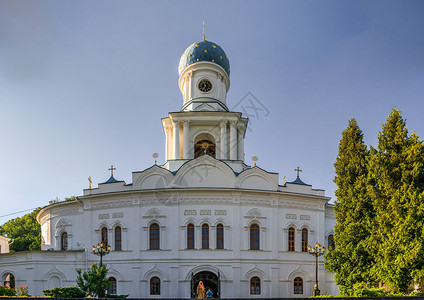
[1,0,424,224]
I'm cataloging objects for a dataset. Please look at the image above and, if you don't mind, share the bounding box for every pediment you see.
[133,165,174,190]
[236,167,279,191]
[174,155,236,188]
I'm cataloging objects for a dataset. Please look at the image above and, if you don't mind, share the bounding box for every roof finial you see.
[295,166,302,178]
[109,165,116,177]
[203,21,206,41]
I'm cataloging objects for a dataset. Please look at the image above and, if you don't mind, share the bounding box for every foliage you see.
[43,286,86,298]
[0,285,16,296]
[105,294,129,298]
[0,208,41,252]
[76,263,110,298]
[369,108,424,293]
[331,109,424,293]
[15,284,30,297]
[325,118,376,288]
[49,195,77,205]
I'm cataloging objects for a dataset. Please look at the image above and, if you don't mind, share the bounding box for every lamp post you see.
[92,242,111,267]
[307,242,326,296]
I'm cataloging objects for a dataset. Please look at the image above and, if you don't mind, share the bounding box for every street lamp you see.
[307,242,326,296]
[92,242,111,267]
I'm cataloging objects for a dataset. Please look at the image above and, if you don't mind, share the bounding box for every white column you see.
[183,120,190,159]
[165,126,172,160]
[188,71,193,102]
[173,121,180,159]
[237,126,245,161]
[230,121,237,160]
[220,121,228,160]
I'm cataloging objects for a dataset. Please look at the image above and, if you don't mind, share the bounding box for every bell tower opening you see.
[194,133,216,158]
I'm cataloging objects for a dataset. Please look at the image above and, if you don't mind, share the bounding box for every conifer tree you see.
[369,108,424,292]
[325,118,375,289]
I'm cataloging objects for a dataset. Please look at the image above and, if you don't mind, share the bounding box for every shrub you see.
[16,284,30,296]
[105,294,129,298]
[43,286,86,298]
[0,285,16,296]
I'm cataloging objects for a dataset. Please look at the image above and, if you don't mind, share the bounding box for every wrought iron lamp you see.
[92,242,111,267]
[307,242,326,296]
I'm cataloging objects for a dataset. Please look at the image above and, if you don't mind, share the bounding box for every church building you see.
[0,38,337,298]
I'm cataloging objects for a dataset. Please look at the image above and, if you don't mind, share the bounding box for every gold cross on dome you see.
[109,165,116,177]
[295,166,302,177]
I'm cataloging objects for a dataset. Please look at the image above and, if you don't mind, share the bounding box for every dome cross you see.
[295,166,302,178]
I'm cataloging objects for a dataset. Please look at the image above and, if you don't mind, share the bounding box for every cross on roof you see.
[108,165,116,177]
[294,166,302,178]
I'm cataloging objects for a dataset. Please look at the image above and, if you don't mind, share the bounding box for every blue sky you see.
[1,0,424,223]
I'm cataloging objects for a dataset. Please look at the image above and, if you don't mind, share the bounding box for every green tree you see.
[76,263,110,298]
[369,108,424,292]
[325,118,376,290]
[0,208,41,252]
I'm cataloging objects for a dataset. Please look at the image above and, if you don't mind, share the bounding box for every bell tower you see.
[178,41,230,112]
[162,39,248,173]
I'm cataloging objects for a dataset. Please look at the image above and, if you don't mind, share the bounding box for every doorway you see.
[191,271,220,298]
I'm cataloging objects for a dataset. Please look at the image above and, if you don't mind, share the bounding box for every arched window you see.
[101,227,108,244]
[150,276,160,295]
[150,223,160,250]
[61,232,68,250]
[202,224,209,249]
[187,224,195,249]
[115,226,122,251]
[108,277,117,295]
[301,228,308,252]
[250,276,261,295]
[294,277,303,294]
[250,224,260,250]
[4,273,15,288]
[194,140,216,158]
[288,227,295,251]
[328,234,335,249]
[216,224,224,249]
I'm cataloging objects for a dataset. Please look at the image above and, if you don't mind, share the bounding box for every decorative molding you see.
[286,214,297,219]
[113,212,124,218]
[215,210,227,215]
[99,214,110,219]
[91,200,132,209]
[184,210,196,215]
[51,208,79,218]
[200,210,211,215]
[300,215,311,220]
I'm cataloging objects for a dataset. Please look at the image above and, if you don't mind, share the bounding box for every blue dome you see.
[178,40,230,76]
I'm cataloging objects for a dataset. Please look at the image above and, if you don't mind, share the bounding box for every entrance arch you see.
[191,271,220,298]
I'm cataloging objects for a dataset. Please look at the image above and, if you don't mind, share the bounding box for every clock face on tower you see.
[198,79,212,93]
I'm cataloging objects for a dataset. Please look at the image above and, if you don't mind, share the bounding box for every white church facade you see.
[0,38,337,298]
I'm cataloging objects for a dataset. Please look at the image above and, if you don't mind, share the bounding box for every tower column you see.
[183,120,190,159]
[188,71,194,102]
[165,126,173,160]
[230,121,238,160]
[220,121,228,160]
[173,121,180,159]
[238,126,245,161]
